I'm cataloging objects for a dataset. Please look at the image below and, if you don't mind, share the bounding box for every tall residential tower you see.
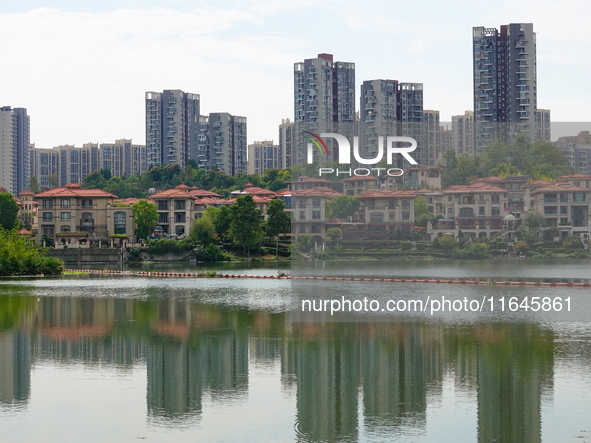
[0,106,30,194]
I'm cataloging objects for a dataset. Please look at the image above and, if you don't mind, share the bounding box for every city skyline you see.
[1,1,591,148]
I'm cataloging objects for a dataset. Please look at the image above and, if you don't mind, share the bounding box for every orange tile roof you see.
[342,175,379,181]
[557,173,591,180]
[359,189,417,199]
[36,184,118,198]
[242,186,276,196]
[290,186,343,197]
[151,187,220,198]
[523,179,553,187]
[532,184,588,193]
[444,182,506,193]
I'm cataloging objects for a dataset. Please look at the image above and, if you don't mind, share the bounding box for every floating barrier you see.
[63,269,591,289]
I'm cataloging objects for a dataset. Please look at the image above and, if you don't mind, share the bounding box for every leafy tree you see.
[265,199,291,256]
[190,216,215,244]
[488,162,521,178]
[522,212,545,232]
[132,200,158,241]
[326,227,342,244]
[83,171,108,189]
[326,195,358,220]
[27,176,42,194]
[214,205,232,242]
[0,192,20,230]
[438,235,458,251]
[229,195,263,256]
[414,196,434,227]
[442,154,481,187]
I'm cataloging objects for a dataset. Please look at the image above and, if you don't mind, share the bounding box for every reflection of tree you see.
[0,293,37,332]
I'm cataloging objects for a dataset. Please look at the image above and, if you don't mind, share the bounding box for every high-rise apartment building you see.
[0,106,30,194]
[145,90,200,168]
[556,131,591,176]
[473,23,539,150]
[247,140,280,175]
[99,139,147,178]
[278,118,294,169]
[293,53,356,164]
[452,111,475,155]
[535,109,551,142]
[200,113,247,176]
[359,80,426,166]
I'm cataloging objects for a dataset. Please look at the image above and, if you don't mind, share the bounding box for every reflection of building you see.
[0,331,31,404]
[360,324,444,432]
[476,323,553,443]
[294,333,360,442]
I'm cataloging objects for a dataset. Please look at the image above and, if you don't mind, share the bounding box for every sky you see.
[2,0,591,148]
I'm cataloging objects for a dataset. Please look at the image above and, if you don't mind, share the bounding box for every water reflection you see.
[0,286,589,442]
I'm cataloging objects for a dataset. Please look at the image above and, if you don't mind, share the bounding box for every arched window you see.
[114,211,126,234]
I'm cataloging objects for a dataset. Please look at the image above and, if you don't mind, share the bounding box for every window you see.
[479,207,485,215]
[401,199,410,209]
[175,213,185,223]
[459,208,474,217]
[61,212,71,222]
[312,199,320,208]
[544,206,558,215]
[175,200,185,210]
[311,224,321,233]
[299,211,305,220]
[370,212,384,223]
[491,195,500,204]
[560,193,568,203]
[82,199,93,208]
[544,193,557,203]
[402,212,410,220]
[42,212,53,222]
[560,206,568,215]
[299,224,306,233]
[491,207,500,216]
[560,218,569,225]
[42,200,53,209]
[61,199,71,208]
[298,199,306,208]
[114,211,126,234]
[312,210,321,220]
[388,211,396,220]
[158,201,168,210]
[448,208,453,214]
[61,225,71,232]
[158,213,168,223]
[43,226,54,236]
[479,220,486,229]
[573,193,586,202]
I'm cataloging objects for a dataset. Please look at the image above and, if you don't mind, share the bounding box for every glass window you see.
[560,206,568,215]
[61,212,71,222]
[312,210,321,220]
[175,200,185,210]
[370,212,384,223]
[114,211,126,234]
[61,199,71,208]
[298,199,306,208]
[573,193,586,202]
[544,206,558,215]
[42,212,53,222]
[312,199,320,208]
[299,211,305,220]
[479,207,485,215]
[158,201,168,210]
[491,208,500,216]
[61,225,71,232]
[82,199,93,208]
[544,193,557,203]
[559,193,568,203]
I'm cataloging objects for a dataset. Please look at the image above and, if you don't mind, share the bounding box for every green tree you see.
[442,154,481,187]
[326,227,342,244]
[414,196,434,227]
[27,176,42,194]
[132,200,158,241]
[326,195,358,220]
[214,205,232,242]
[265,199,291,256]
[83,171,108,189]
[190,216,215,244]
[0,192,20,230]
[229,195,263,256]
[438,235,458,251]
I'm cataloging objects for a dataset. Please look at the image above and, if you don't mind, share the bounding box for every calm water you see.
[1,260,591,442]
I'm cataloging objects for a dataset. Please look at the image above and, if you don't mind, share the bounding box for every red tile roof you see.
[523,179,553,188]
[290,186,343,197]
[241,186,276,196]
[531,184,588,193]
[359,189,417,199]
[342,175,379,181]
[444,182,506,193]
[557,173,591,180]
[36,184,118,198]
[151,187,220,198]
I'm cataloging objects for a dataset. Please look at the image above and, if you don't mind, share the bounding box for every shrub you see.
[401,241,412,251]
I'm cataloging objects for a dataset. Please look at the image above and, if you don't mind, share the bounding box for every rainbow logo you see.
[304,131,329,155]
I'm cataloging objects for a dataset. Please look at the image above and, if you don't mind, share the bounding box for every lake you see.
[1,259,591,442]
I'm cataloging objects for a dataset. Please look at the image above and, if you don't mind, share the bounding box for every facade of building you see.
[145,90,200,168]
[35,183,135,247]
[535,109,551,142]
[555,132,591,176]
[0,106,30,194]
[452,111,475,156]
[247,140,280,175]
[473,24,540,151]
[31,140,145,189]
[293,53,356,165]
[201,112,247,175]
[278,118,294,169]
[99,139,147,178]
